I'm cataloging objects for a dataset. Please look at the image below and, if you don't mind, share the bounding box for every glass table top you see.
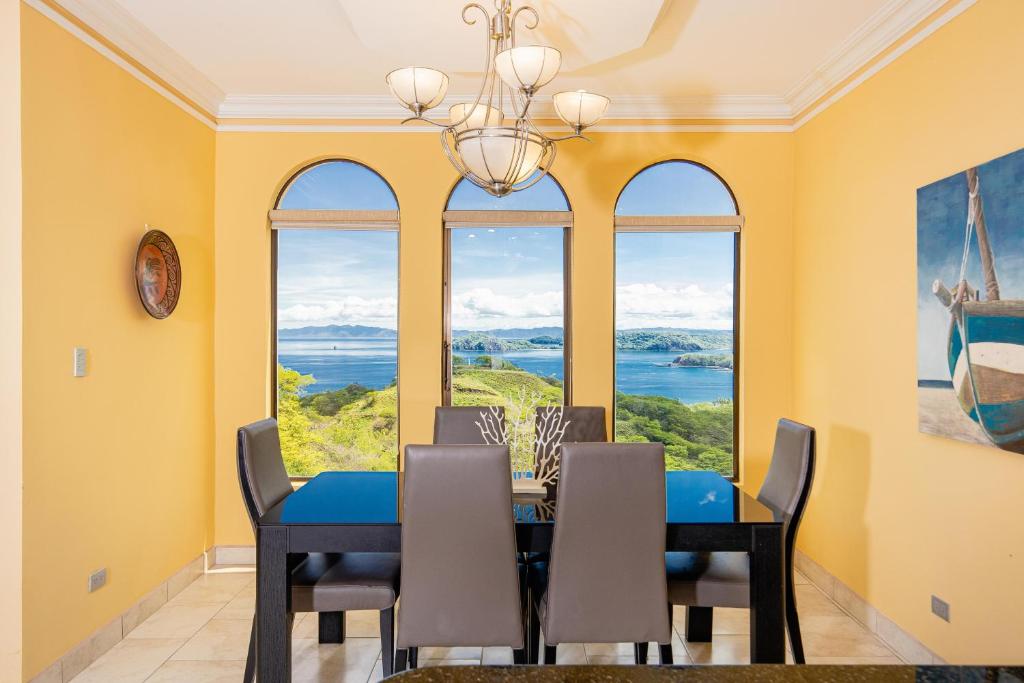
[261,470,777,526]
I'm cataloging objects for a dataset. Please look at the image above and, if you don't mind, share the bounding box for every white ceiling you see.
[47,0,959,121]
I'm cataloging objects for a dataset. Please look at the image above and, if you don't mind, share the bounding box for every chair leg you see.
[515,564,528,665]
[319,611,345,644]
[394,649,408,673]
[408,646,418,669]
[685,606,713,642]
[634,642,648,664]
[528,595,542,664]
[380,608,395,677]
[786,570,806,664]
[544,644,557,664]
[243,615,256,683]
[659,602,674,665]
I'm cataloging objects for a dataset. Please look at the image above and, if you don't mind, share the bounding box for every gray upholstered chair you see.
[533,406,607,491]
[536,442,671,665]
[667,418,815,663]
[433,406,506,445]
[237,419,402,680]
[396,444,524,669]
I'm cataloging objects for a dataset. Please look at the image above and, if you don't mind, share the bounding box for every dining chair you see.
[433,406,506,444]
[533,442,671,665]
[533,406,607,491]
[237,419,402,680]
[666,418,815,663]
[396,444,524,669]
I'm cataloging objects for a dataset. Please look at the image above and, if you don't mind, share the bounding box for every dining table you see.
[256,470,785,682]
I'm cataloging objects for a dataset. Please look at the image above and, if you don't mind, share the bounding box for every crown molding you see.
[26,0,216,128]
[33,0,976,131]
[785,0,966,115]
[217,94,793,121]
[793,0,976,129]
[48,0,224,116]
[216,122,794,134]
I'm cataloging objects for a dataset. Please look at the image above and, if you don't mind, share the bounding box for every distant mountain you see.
[278,324,397,340]
[453,327,563,340]
[615,330,732,351]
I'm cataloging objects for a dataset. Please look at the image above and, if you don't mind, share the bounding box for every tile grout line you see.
[795,578,905,663]
[85,572,254,683]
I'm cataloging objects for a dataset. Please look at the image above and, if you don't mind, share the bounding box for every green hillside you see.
[278,360,733,477]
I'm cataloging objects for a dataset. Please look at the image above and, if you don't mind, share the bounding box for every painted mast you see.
[966,167,1000,301]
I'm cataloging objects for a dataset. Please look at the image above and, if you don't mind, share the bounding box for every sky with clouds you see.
[276,161,737,332]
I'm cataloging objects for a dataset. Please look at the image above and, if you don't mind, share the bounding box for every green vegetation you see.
[615,393,733,475]
[452,363,563,472]
[451,333,535,352]
[278,355,733,478]
[615,330,732,351]
[277,365,397,475]
[670,353,734,369]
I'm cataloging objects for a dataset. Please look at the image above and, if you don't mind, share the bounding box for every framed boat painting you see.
[917,147,1024,454]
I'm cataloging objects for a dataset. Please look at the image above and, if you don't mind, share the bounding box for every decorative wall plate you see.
[134,229,181,319]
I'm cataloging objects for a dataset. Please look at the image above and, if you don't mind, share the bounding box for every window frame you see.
[612,160,742,481]
[269,159,401,480]
[441,183,574,407]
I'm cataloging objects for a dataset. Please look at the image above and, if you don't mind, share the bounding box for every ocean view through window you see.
[614,162,740,478]
[444,175,571,468]
[273,161,399,476]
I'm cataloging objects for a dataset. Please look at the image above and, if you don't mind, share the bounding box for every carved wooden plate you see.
[134,229,181,319]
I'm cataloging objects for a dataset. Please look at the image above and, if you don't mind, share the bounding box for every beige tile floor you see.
[71,567,903,682]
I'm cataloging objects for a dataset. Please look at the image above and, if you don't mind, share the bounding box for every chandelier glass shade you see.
[552,90,611,131]
[494,45,562,94]
[385,67,449,116]
[386,0,609,196]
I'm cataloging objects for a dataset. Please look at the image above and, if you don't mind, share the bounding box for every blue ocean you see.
[279,339,733,405]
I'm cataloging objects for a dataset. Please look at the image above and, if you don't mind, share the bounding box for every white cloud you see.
[452,287,563,329]
[279,296,397,328]
[616,282,733,329]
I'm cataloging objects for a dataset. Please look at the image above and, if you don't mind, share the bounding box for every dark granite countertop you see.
[389,665,1024,683]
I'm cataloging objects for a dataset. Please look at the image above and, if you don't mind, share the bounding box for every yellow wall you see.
[1,0,23,679]
[213,131,795,544]
[20,5,216,677]
[792,0,1024,664]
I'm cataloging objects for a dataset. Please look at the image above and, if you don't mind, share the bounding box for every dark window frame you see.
[441,177,574,407]
[269,159,401,479]
[612,160,742,481]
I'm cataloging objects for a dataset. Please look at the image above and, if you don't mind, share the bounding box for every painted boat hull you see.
[947,301,1024,453]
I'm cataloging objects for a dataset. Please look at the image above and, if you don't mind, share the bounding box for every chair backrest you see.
[535,405,607,444]
[534,406,608,489]
[432,406,506,445]
[398,444,523,649]
[542,443,669,645]
[237,419,293,530]
[757,419,816,553]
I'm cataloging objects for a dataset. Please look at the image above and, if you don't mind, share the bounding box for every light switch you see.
[73,347,87,377]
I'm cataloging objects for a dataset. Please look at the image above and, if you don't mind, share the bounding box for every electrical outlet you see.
[88,568,107,593]
[73,347,88,377]
[931,595,950,622]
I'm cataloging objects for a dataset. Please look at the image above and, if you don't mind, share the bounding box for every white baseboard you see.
[212,544,256,566]
[28,549,212,683]
[794,549,946,665]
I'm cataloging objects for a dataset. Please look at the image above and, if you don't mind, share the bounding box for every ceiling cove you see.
[31,0,976,130]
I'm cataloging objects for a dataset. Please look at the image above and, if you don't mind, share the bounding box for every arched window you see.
[442,174,572,466]
[613,161,741,478]
[270,160,399,477]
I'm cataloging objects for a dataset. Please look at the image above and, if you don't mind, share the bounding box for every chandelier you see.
[385,0,610,197]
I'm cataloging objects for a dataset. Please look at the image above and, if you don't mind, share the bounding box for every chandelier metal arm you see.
[509,5,539,47]
[399,2,493,129]
[387,0,609,196]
